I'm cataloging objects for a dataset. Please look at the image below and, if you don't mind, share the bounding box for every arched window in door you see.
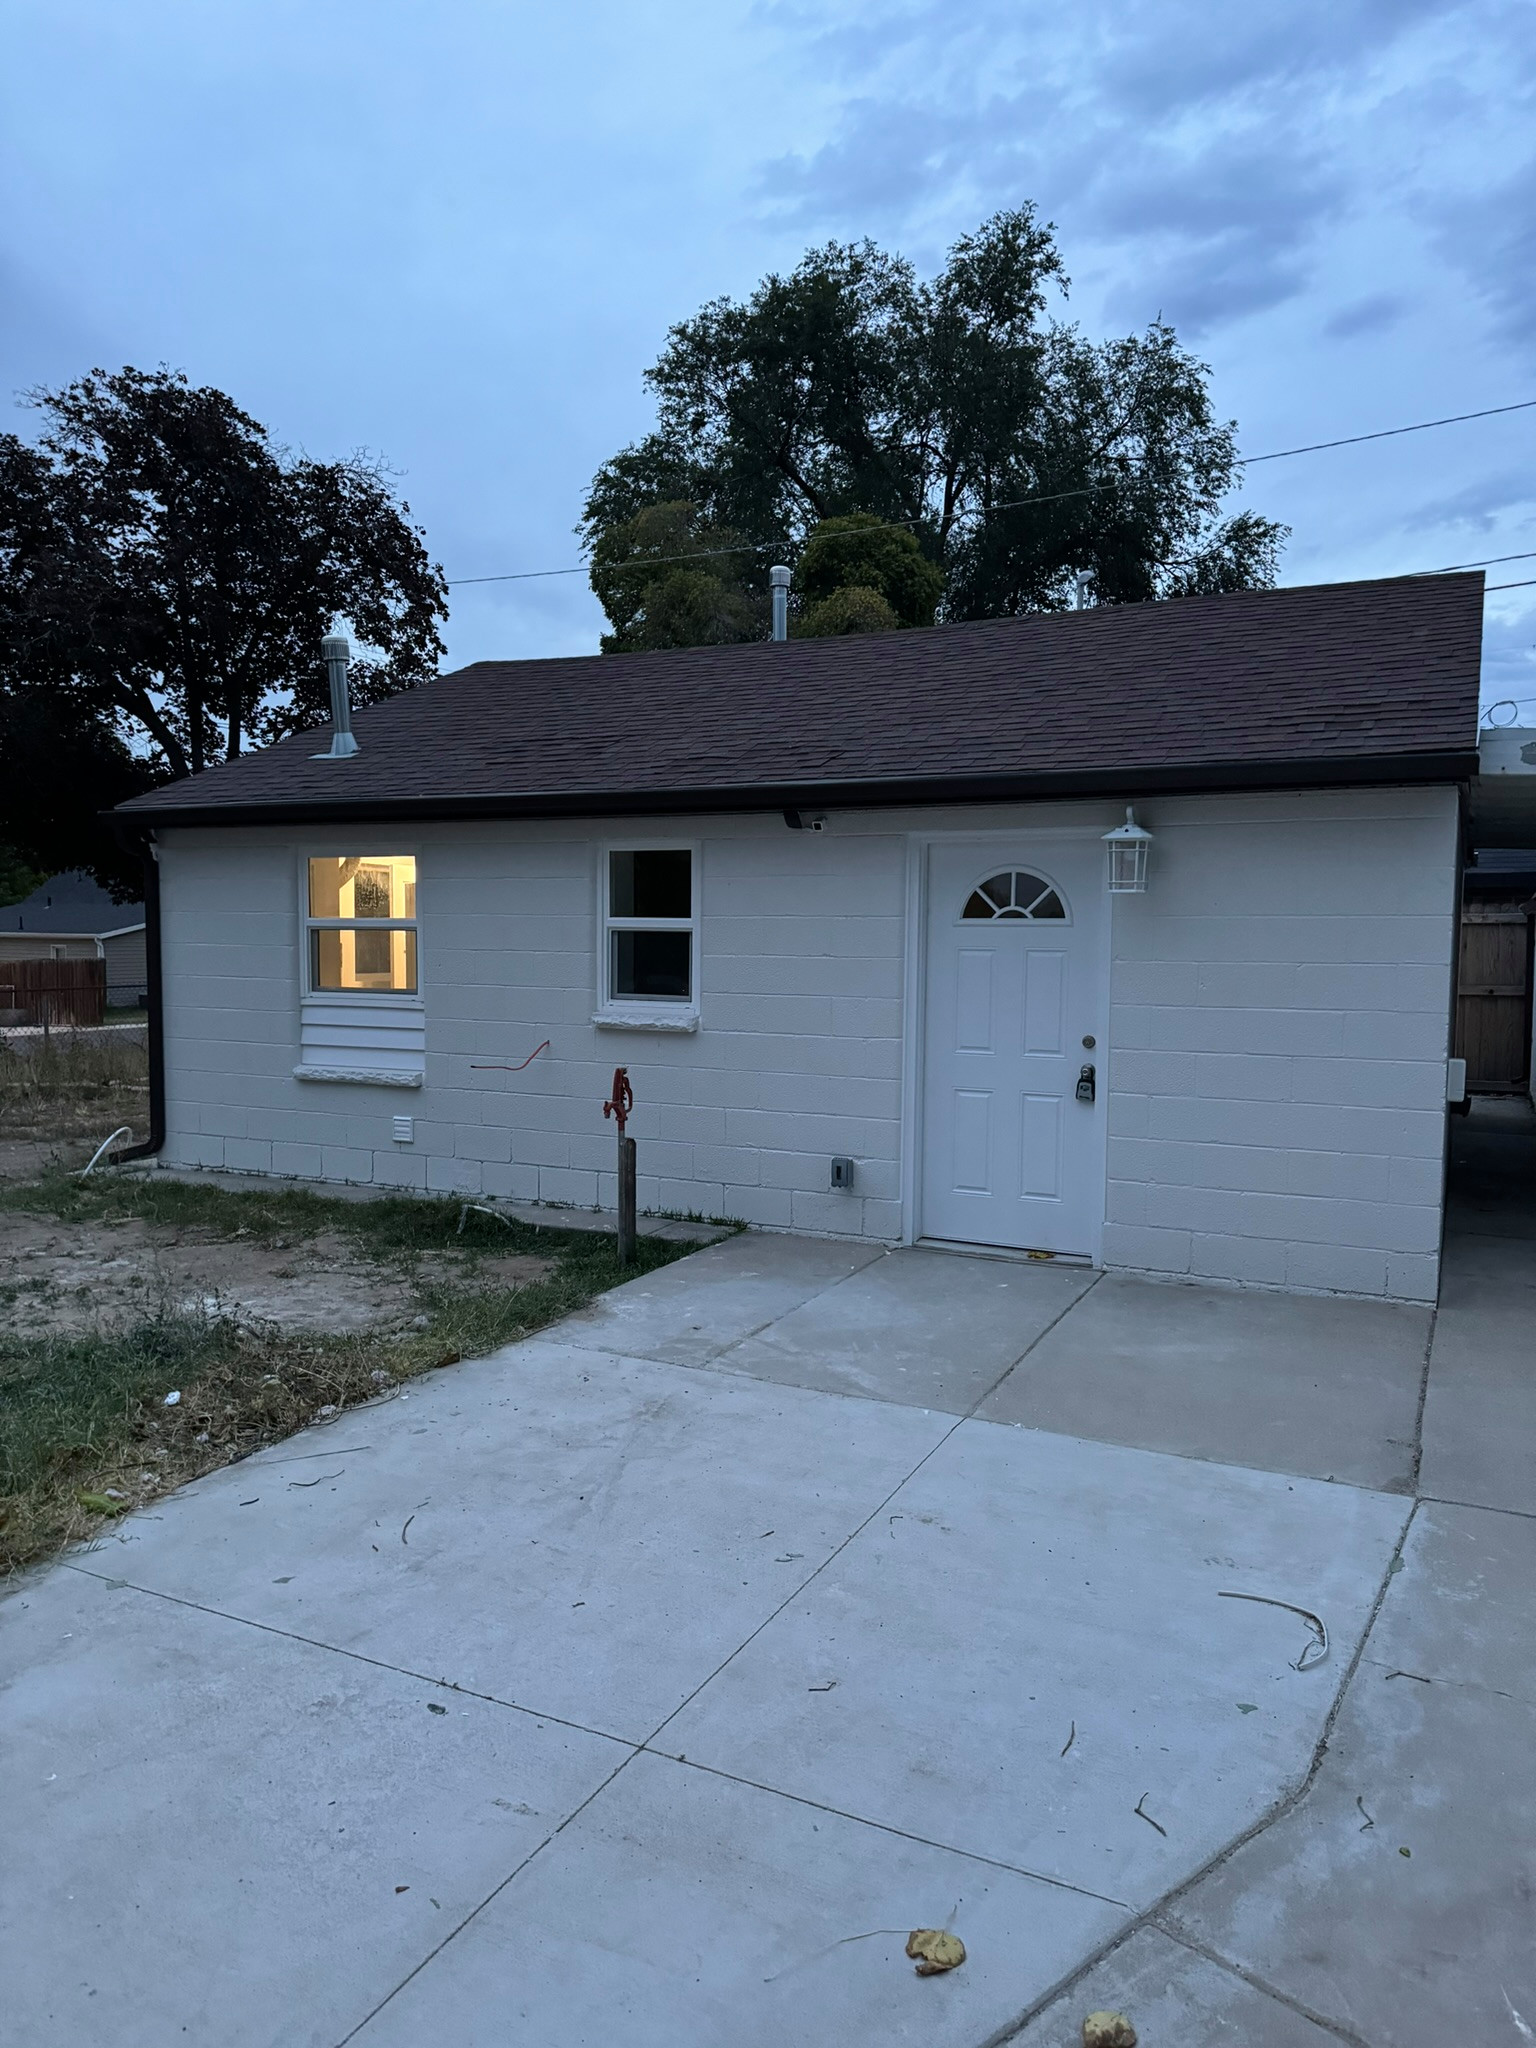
[961,871,1067,921]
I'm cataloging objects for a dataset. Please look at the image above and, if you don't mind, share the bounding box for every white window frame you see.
[298,852,424,1008]
[593,839,700,1032]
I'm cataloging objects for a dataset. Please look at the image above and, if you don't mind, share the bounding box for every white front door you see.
[920,840,1105,1255]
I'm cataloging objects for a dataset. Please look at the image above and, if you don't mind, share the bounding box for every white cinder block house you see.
[117,574,1483,1304]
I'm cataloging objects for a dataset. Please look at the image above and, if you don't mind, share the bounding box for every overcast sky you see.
[3,0,1532,711]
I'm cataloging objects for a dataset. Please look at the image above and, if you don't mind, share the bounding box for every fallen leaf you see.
[395,1885,409,1894]
[905,1928,965,1976]
[427,1703,448,1716]
[1082,2014,1137,2048]
[1399,1845,1411,1858]
[1236,1703,1258,1714]
[76,1492,125,1517]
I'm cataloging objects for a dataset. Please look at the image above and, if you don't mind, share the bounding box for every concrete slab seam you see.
[965,1269,1105,1412]
[630,1750,1134,1912]
[60,1562,640,1754]
[1145,1925,1376,2047]
[1406,1301,1437,1497]
[969,1919,1372,2048]
[331,1746,643,2048]
[980,1499,1422,2047]
[1417,1490,1536,1524]
[581,1241,892,1371]
[637,1268,1104,1756]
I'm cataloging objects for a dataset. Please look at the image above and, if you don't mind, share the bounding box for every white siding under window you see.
[295,1000,426,1087]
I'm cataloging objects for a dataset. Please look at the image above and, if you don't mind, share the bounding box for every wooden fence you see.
[0,958,107,1028]
[1455,905,1533,1092]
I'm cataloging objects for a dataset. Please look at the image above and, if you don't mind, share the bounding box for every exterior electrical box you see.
[830,1156,855,1190]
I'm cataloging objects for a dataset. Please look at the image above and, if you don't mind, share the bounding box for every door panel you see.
[954,949,995,1052]
[921,842,1104,1254]
[1019,1093,1062,1199]
[951,1090,993,1193]
[1021,949,1065,1055]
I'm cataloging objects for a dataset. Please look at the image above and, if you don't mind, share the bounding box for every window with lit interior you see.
[605,849,694,1003]
[306,857,418,993]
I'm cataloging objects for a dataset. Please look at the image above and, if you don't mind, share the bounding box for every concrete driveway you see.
[4,1120,1531,2046]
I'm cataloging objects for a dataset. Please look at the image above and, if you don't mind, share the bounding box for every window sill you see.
[301,993,425,1009]
[592,1006,699,1034]
[294,1064,424,1088]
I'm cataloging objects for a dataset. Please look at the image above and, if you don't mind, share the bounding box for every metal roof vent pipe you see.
[315,621,361,758]
[769,564,791,642]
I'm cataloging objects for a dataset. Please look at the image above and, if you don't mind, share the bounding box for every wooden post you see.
[617,1132,637,1267]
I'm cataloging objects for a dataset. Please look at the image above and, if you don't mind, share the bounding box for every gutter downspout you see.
[109,833,164,1164]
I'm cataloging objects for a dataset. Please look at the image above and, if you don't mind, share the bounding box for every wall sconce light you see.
[1103,806,1153,893]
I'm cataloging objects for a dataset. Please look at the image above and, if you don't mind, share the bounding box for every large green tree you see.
[581,208,1286,644]
[0,366,447,804]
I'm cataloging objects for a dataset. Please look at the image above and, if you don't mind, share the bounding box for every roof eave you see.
[114,750,1480,831]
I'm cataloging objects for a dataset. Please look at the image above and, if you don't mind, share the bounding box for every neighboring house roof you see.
[0,872,145,936]
[117,573,1484,828]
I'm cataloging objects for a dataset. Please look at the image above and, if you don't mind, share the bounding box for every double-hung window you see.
[599,847,696,1021]
[296,855,424,1086]
[306,856,418,994]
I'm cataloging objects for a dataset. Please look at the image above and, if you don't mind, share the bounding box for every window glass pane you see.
[310,927,418,993]
[611,929,691,1001]
[308,856,416,919]
[610,849,691,920]
[963,872,1066,921]
[352,866,392,920]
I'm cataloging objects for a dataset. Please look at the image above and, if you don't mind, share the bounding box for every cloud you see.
[1400,468,1536,537]
[1480,600,1536,708]
[1435,150,1536,360]
[758,0,1528,343]
[1323,293,1410,340]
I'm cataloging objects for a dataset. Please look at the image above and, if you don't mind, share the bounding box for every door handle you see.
[1075,1063,1096,1104]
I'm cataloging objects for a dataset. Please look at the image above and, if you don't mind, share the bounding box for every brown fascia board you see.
[110,748,1480,831]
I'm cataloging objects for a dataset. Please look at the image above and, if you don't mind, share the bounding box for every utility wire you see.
[446,397,1536,588]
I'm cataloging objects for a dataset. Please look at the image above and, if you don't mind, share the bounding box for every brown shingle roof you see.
[118,573,1483,826]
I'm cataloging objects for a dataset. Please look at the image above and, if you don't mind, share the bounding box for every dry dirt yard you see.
[0,1209,554,1339]
[0,1167,694,1576]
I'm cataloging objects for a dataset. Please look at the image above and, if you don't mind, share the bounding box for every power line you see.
[446,397,1536,588]
[1237,399,1536,465]
[1436,551,1536,573]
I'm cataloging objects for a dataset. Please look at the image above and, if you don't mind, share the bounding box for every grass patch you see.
[0,1169,707,1576]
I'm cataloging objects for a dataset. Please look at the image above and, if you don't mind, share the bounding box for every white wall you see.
[1101,786,1459,1303]
[157,815,908,1239]
[157,782,1459,1301]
